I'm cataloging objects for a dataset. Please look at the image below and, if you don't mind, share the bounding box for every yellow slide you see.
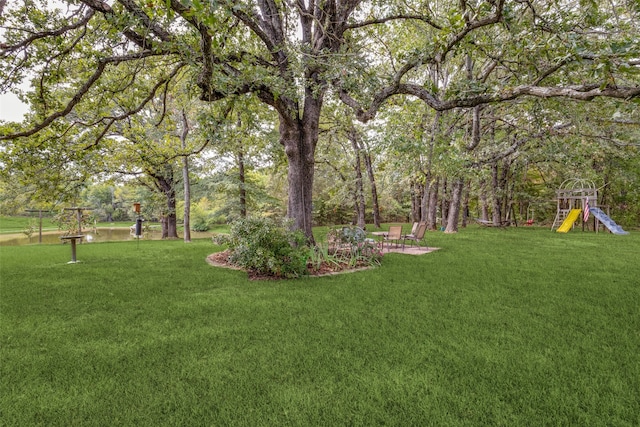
[556,209,582,233]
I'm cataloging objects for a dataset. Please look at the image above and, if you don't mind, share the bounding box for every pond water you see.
[0,227,213,246]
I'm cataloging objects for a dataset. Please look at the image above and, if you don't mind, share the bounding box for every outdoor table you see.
[370,231,388,249]
[60,235,84,263]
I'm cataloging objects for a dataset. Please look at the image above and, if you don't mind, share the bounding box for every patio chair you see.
[383,225,403,250]
[402,222,428,250]
[409,222,419,235]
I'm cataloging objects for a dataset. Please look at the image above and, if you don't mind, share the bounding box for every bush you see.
[191,215,211,232]
[325,226,383,267]
[190,204,213,232]
[225,217,309,278]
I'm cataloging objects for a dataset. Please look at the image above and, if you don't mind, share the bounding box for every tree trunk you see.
[165,185,178,239]
[152,165,179,239]
[504,163,515,224]
[421,173,430,222]
[427,176,439,230]
[108,187,115,222]
[359,139,381,228]
[160,216,168,239]
[461,179,470,228]
[441,177,449,228]
[500,158,511,221]
[180,110,191,242]
[423,110,441,224]
[491,162,502,225]
[182,155,191,242]
[445,177,464,233]
[600,167,610,207]
[417,182,424,222]
[350,130,366,229]
[519,162,528,219]
[279,104,318,243]
[411,179,421,223]
[237,148,247,218]
[479,179,490,221]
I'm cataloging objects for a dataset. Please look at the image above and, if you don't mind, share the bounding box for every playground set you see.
[551,179,628,235]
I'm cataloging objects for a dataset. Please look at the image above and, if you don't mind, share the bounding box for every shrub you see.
[53,209,92,235]
[191,215,211,232]
[352,240,384,266]
[325,226,384,267]
[190,204,213,232]
[226,217,309,278]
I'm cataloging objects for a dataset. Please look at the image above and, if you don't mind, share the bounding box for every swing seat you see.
[474,218,512,227]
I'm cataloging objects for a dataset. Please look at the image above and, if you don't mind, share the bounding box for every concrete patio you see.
[381,245,440,255]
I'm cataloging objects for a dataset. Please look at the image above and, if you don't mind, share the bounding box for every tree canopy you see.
[1,0,639,237]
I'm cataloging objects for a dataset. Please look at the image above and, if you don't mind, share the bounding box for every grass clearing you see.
[1,227,639,425]
[0,216,138,234]
[0,215,231,235]
[0,215,59,234]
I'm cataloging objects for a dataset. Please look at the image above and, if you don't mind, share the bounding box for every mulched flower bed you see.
[207,250,374,280]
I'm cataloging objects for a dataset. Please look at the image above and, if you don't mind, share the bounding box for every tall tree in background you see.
[97,93,210,238]
[200,96,279,220]
[178,109,192,242]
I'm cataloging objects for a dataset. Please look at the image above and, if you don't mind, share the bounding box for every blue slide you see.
[590,207,629,235]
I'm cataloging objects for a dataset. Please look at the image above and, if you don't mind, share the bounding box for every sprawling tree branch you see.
[470,122,572,168]
[81,62,186,149]
[0,52,169,141]
[346,14,442,31]
[340,82,640,123]
[439,0,505,61]
[117,0,173,43]
[0,9,94,56]
[79,0,176,51]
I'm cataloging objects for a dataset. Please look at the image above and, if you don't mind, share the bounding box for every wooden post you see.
[60,235,84,263]
[70,238,78,262]
[25,209,51,244]
[38,210,42,243]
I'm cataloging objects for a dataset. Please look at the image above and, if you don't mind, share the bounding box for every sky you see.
[0,92,29,123]
[0,75,30,123]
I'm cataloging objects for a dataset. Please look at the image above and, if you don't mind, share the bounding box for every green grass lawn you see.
[0,215,59,233]
[1,227,639,426]
[0,215,136,234]
[0,215,229,238]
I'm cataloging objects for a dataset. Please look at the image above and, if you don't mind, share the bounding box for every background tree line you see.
[1,0,639,235]
[2,91,638,231]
